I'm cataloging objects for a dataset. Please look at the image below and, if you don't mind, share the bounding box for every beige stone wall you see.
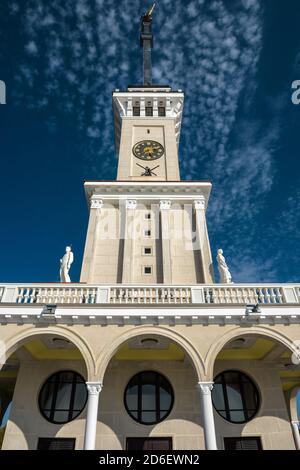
[97,359,204,450]
[117,119,180,181]
[214,360,295,450]
[81,206,120,283]
[80,205,208,284]
[2,359,87,450]
[169,208,200,284]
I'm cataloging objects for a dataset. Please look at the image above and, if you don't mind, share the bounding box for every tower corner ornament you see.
[59,246,74,283]
[216,249,233,284]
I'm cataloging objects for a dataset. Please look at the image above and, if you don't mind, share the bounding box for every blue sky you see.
[0,0,299,284]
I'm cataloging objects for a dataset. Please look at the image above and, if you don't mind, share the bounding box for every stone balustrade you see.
[0,283,299,306]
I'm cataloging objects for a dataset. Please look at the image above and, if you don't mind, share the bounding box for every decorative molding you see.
[86,382,102,395]
[193,198,206,211]
[112,92,184,153]
[90,198,103,210]
[126,199,137,210]
[198,381,214,395]
[159,200,172,210]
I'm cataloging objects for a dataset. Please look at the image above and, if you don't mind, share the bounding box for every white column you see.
[194,198,214,283]
[122,199,137,283]
[83,382,102,450]
[80,198,103,282]
[198,381,217,450]
[291,421,300,450]
[159,200,172,284]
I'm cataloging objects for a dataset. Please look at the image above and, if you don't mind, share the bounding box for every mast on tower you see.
[140,3,156,85]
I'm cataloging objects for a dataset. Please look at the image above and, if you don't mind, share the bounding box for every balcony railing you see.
[0,283,299,306]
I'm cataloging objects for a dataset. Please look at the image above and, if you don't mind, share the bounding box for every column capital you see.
[90,198,103,210]
[193,198,206,211]
[86,381,102,395]
[159,200,171,210]
[125,199,137,210]
[198,381,214,394]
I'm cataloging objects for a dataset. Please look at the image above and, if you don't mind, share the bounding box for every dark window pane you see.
[126,385,138,410]
[141,411,156,423]
[224,437,262,450]
[141,384,156,409]
[53,410,70,423]
[59,372,74,382]
[40,382,56,410]
[160,389,172,409]
[55,383,72,410]
[145,107,153,116]
[37,438,76,451]
[124,371,173,425]
[39,371,87,424]
[226,384,243,410]
[229,410,246,422]
[212,370,259,424]
[211,383,225,410]
[73,383,87,410]
[243,382,257,409]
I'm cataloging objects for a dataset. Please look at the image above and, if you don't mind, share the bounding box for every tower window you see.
[145,107,153,116]
[144,247,152,255]
[144,266,152,274]
[144,229,151,237]
[133,107,140,116]
[147,129,150,134]
[145,212,151,220]
[158,107,166,117]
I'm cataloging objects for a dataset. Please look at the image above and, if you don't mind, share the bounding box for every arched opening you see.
[0,332,90,450]
[210,332,300,450]
[97,331,205,451]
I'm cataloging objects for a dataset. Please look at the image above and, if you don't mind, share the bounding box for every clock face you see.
[133,140,165,161]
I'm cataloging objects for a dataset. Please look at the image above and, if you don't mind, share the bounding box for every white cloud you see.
[25,40,38,56]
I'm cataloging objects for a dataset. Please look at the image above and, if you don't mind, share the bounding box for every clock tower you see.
[113,5,183,182]
[80,5,214,285]
[113,84,183,181]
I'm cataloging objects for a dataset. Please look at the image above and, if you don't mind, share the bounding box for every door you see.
[126,437,172,450]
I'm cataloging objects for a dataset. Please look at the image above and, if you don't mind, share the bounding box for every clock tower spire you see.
[112,5,184,182]
[140,3,156,85]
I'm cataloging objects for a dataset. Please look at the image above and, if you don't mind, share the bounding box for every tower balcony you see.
[0,283,299,326]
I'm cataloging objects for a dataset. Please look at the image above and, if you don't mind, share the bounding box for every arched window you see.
[39,370,87,424]
[124,371,174,425]
[212,370,259,423]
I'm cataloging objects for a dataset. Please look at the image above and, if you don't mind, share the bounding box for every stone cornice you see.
[1,304,300,327]
[84,181,212,207]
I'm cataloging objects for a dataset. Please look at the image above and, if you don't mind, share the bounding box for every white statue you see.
[60,246,74,283]
[217,249,233,284]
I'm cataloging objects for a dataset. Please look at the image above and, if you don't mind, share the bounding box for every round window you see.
[124,371,174,425]
[212,370,260,423]
[39,370,87,424]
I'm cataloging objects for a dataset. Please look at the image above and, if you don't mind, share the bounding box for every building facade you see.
[0,8,300,451]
